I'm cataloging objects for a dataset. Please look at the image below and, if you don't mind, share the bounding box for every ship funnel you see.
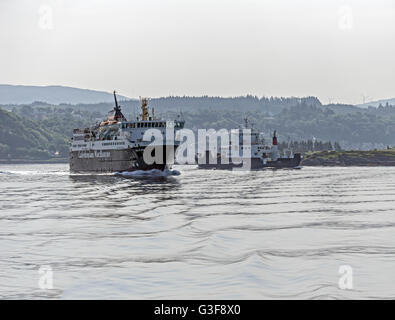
[113,91,120,110]
[273,130,278,146]
[140,97,149,121]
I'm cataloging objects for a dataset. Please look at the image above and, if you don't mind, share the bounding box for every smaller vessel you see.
[196,120,301,170]
[261,131,302,169]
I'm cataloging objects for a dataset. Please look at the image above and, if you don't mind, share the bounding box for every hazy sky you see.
[0,0,394,104]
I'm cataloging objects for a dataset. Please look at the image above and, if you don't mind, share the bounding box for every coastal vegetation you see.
[1,95,395,161]
[302,149,395,166]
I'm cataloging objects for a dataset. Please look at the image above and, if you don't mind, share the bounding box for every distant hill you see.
[0,84,130,105]
[357,98,395,108]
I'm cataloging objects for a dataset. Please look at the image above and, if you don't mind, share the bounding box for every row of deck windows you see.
[121,122,166,129]
[120,122,184,129]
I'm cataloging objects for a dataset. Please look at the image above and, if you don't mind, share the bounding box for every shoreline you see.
[0,158,69,164]
[2,151,395,167]
[301,150,395,166]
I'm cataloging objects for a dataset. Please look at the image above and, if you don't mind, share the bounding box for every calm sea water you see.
[1,163,395,299]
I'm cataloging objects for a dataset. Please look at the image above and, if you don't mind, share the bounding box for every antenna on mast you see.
[112,90,126,121]
[139,96,149,121]
[361,94,372,105]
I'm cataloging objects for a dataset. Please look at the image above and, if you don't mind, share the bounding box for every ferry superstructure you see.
[196,119,301,169]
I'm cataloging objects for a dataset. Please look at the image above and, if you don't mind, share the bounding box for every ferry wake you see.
[69,92,185,172]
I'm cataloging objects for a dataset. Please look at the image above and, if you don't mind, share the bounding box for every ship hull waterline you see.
[197,152,302,170]
[70,145,178,173]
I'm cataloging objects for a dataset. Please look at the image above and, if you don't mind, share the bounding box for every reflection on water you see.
[1,163,395,299]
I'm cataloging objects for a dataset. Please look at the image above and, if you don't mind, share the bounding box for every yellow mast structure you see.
[140,97,149,121]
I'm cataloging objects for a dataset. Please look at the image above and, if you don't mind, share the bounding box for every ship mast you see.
[244,117,249,128]
[112,90,127,122]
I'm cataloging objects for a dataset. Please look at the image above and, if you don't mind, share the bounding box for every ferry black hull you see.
[70,145,177,173]
[197,152,301,170]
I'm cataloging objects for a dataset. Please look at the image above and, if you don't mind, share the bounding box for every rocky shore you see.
[301,150,395,166]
